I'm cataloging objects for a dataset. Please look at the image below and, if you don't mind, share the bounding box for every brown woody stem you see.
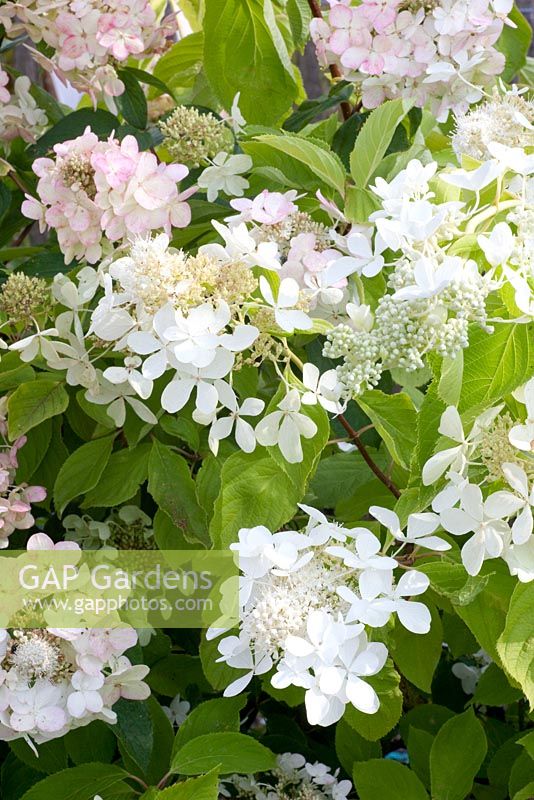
[307,0,353,121]
[337,413,401,498]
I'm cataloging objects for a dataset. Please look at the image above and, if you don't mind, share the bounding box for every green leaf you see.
[203,0,298,124]
[157,768,219,799]
[455,569,514,663]
[82,443,150,508]
[113,698,153,777]
[0,183,11,226]
[144,697,175,787]
[344,184,380,223]
[335,718,381,776]
[171,733,275,776]
[343,660,402,741]
[513,784,534,800]
[64,721,116,765]
[350,98,412,188]
[459,323,534,413]
[430,709,487,800]
[509,751,534,798]
[15,418,52,482]
[210,401,329,548]
[357,389,417,470]
[286,0,313,50]
[354,759,429,800]
[311,450,388,508]
[173,697,245,755]
[497,581,534,706]
[119,66,173,99]
[53,434,115,515]
[497,5,532,82]
[10,738,67,775]
[244,133,346,195]
[153,32,204,91]
[147,654,212,696]
[8,380,69,439]
[408,727,434,789]
[0,356,35,393]
[438,353,463,406]
[283,83,353,132]
[116,70,148,129]
[390,604,443,692]
[148,440,209,546]
[20,252,73,278]
[472,663,523,706]
[32,109,119,155]
[19,763,134,800]
[1,752,42,800]
[518,731,534,760]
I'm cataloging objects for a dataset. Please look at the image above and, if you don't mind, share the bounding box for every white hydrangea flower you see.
[259,276,312,334]
[255,389,317,463]
[440,483,511,575]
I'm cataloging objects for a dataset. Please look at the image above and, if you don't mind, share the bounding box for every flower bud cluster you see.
[159,106,233,167]
[214,505,432,727]
[221,752,352,800]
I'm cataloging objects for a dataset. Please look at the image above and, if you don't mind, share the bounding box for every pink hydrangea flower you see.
[310,0,509,120]
[22,129,192,263]
[229,190,299,224]
[0,0,176,100]
[0,68,10,104]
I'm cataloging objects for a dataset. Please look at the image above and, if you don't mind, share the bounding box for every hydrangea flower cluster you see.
[21,129,193,264]
[0,623,149,744]
[324,139,534,400]
[0,72,48,144]
[452,86,534,161]
[310,0,511,120]
[11,187,361,464]
[0,0,176,99]
[421,390,534,581]
[0,404,46,548]
[212,505,436,726]
[220,752,352,800]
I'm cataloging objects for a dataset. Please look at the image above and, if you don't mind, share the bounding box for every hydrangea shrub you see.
[0,0,533,798]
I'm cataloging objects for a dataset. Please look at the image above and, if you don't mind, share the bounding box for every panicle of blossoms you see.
[221,752,352,799]
[0,534,151,745]
[0,74,48,144]
[223,190,360,313]
[420,400,534,581]
[310,0,510,120]
[21,129,193,264]
[0,622,150,744]
[324,159,495,398]
[158,106,233,167]
[0,0,176,100]
[452,87,534,161]
[213,505,433,727]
